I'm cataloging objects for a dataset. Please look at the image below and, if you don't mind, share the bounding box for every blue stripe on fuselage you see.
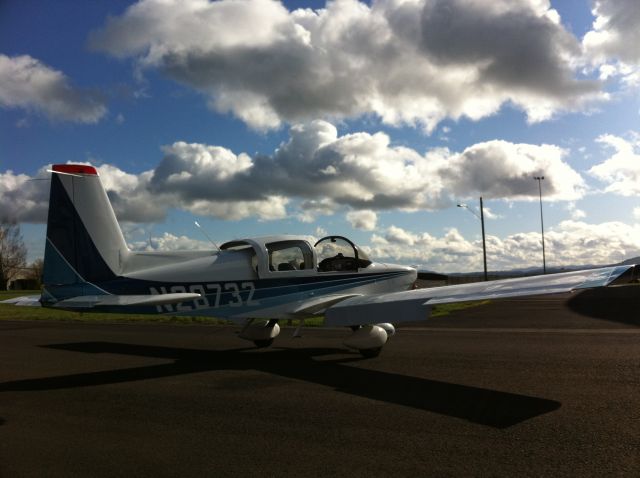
[44,270,411,316]
[94,270,405,295]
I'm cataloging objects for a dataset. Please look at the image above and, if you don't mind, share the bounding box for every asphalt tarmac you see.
[1,286,639,477]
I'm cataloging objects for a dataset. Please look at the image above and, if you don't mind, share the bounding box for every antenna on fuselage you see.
[194,221,220,251]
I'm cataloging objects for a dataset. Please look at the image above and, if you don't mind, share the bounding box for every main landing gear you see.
[343,323,395,358]
[238,319,396,358]
[239,319,281,348]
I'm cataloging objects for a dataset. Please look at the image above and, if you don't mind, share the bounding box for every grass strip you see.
[1,291,488,325]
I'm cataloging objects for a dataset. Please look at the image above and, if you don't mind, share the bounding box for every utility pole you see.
[479,197,488,281]
[457,198,488,281]
[533,176,546,274]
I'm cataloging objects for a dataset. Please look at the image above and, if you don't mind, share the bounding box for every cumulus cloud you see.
[368,221,640,272]
[107,155,289,221]
[0,120,588,224]
[589,133,640,196]
[150,141,254,200]
[297,198,339,223]
[148,121,586,214]
[89,0,603,131]
[481,207,502,220]
[346,209,377,231]
[439,139,585,201]
[0,168,50,222]
[315,226,327,239]
[582,0,640,86]
[0,164,164,224]
[98,164,167,222]
[583,0,640,65]
[370,226,477,271]
[128,232,211,251]
[0,54,107,123]
[566,202,587,220]
[383,225,422,246]
[148,140,290,220]
[542,220,640,266]
[185,197,288,221]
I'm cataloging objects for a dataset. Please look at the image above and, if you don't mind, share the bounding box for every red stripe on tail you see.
[52,164,98,175]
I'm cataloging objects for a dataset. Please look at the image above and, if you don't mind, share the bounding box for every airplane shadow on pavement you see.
[568,286,640,326]
[0,341,560,429]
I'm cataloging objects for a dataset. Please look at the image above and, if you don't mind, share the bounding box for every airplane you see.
[3,164,637,357]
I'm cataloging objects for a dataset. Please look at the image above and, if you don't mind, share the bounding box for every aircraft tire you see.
[359,346,382,358]
[254,338,274,348]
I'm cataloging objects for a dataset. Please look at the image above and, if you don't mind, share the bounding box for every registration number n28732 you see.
[149,282,257,312]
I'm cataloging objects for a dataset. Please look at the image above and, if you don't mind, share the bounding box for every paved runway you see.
[1,288,639,477]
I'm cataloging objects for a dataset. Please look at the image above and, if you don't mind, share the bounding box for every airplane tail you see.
[43,164,128,294]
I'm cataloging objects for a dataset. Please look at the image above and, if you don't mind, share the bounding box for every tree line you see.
[0,222,43,290]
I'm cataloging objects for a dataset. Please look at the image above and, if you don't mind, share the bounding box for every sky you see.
[1,0,639,273]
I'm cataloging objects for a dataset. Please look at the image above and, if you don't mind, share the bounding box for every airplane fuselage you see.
[43,233,417,321]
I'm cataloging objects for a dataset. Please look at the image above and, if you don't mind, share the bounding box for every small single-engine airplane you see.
[3,164,637,357]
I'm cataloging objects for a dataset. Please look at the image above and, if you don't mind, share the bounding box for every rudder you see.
[43,164,128,288]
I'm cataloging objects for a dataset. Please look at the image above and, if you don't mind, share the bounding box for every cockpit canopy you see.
[266,240,314,271]
[220,235,371,277]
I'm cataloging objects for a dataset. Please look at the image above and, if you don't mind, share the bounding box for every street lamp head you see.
[457,203,466,208]
[534,176,545,180]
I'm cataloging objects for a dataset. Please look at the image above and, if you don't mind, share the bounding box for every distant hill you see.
[422,257,640,283]
[621,257,640,266]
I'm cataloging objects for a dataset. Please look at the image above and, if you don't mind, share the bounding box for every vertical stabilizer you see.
[43,164,128,288]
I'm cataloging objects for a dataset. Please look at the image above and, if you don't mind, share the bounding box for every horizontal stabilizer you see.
[0,295,42,307]
[52,293,201,309]
[325,265,635,327]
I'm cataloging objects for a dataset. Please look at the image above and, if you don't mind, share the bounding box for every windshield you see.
[314,236,372,272]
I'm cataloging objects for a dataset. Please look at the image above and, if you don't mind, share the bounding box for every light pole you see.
[457,197,488,281]
[533,176,546,274]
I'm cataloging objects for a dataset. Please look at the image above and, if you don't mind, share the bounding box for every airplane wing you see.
[325,265,636,327]
[1,293,201,309]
